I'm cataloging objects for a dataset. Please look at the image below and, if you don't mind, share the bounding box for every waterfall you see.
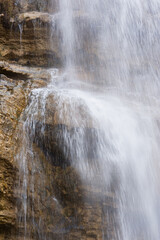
[16,0,160,239]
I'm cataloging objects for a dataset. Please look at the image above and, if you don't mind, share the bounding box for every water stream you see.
[17,0,160,239]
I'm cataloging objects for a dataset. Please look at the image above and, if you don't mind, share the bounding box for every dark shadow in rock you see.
[0,67,29,80]
[34,122,71,168]
[33,122,101,168]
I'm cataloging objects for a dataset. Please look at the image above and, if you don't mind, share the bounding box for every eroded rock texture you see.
[0,68,49,239]
[0,0,61,67]
[0,75,27,239]
[0,1,57,237]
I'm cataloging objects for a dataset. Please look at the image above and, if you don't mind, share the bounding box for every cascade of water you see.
[55,0,160,239]
[16,0,160,239]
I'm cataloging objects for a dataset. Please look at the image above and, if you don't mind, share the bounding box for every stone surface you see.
[0,0,102,71]
[0,65,49,239]
[0,75,27,239]
[0,61,51,82]
[15,137,118,240]
[0,0,61,67]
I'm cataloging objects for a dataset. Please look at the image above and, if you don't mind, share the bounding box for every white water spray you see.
[55,0,160,239]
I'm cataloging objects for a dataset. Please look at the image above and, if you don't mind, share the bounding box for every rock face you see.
[0,0,60,236]
[0,74,27,239]
[0,1,58,235]
[0,0,61,67]
[0,1,118,240]
[0,67,49,239]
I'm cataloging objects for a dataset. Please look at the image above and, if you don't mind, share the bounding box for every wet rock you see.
[0,17,61,67]
[0,65,48,239]
[0,61,51,82]
[33,122,99,168]
[0,0,61,67]
[0,77,25,239]
[0,0,102,69]
[17,11,53,24]
[12,84,120,239]
[15,137,118,240]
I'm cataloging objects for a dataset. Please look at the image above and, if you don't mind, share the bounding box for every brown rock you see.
[0,62,48,239]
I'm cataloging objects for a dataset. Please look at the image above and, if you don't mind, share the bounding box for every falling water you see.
[17,0,160,239]
[55,1,160,238]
